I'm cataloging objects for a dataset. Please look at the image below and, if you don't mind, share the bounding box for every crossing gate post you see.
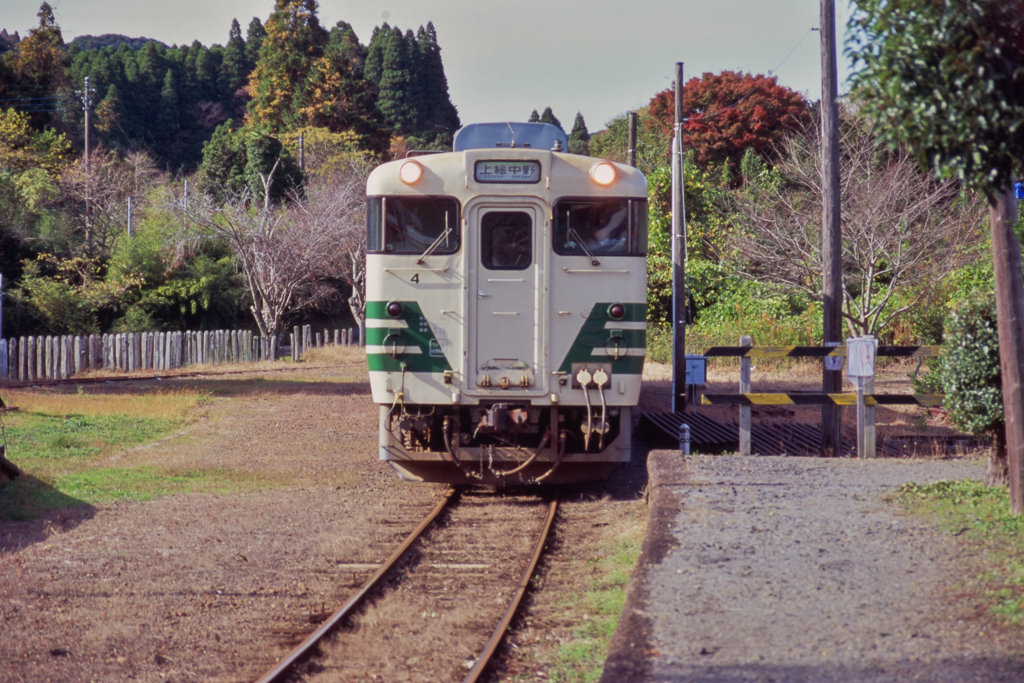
[739,335,752,456]
[848,336,878,458]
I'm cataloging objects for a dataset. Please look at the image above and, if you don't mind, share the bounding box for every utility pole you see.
[81,76,94,254]
[990,189,1024,514]
[627,112,637,168]
[672,62,688,413]
[820,0,843,455]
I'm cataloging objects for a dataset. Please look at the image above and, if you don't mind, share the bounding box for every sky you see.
[4,0,857,131]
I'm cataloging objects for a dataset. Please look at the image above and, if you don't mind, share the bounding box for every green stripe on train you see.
[365,300,453,373]
[557,302,646,375]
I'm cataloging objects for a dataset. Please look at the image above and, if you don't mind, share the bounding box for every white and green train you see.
[365,122,647,485]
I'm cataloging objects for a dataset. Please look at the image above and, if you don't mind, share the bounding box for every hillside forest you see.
[0,0,1003,365]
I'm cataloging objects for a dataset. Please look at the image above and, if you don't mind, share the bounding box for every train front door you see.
[467,200,546,395]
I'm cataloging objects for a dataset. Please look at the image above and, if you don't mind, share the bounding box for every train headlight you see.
[386,301,404,318]
[590,162,617,186]
[608,303,626,320]
[399,160,423,185]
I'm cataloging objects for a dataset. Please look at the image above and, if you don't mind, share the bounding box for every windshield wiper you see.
[416,212,452,264]
[568,227,601,266]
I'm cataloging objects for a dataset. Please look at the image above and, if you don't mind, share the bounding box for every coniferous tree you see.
[539,107,563,132]
[568,112,590,155]
[528,109,540,123]
[376,27,418,135]
[415,22,459,137]
[247,0,329,132]
[363,23,390,86]
[158,68,180,145]
[219,19,249,102]
[245,17,267,69]
[297,24,389,153]
[8,2,68,128]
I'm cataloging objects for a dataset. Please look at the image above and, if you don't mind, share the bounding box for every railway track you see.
[253,488,558,683]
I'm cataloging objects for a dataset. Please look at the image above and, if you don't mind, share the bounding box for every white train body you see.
[365,123,647,485]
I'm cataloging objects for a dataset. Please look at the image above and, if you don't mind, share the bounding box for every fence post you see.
[739,335,752,456]
[19,336,26,380]
[60,336,68,379]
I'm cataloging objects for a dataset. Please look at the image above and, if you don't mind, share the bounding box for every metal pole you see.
[820,0,843,455]
[627,112,637,168]
[739,334,752,455]
[672,62,688,413]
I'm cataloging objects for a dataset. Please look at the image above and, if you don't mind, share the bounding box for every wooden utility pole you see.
[627,112,637,168]
[672,62,688,413]
[990,188,1024,514]
[820,0,843,455]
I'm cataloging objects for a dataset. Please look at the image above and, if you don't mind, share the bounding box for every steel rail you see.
[254,489,458,683]
[462,497,559,683]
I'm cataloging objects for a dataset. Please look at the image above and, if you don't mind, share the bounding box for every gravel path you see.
[603,453,1024,682]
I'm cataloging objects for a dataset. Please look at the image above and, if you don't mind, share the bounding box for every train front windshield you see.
[553,198,648,256]
[367,196,460,254]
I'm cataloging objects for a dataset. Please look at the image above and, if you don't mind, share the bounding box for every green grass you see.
[899,479,1024,625]
[5,412,180,463]
[0,386,245,520]
[549,537,641,683]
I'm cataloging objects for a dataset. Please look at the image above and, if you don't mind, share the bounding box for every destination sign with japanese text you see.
[474,160,541,183]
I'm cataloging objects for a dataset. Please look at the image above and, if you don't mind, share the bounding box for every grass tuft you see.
[900,479,1024,625]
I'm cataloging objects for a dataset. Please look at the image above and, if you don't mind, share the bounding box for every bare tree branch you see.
[728,112,986,338]
[181,160,369,339]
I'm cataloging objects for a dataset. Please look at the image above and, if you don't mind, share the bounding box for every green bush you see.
[942,292,1003,438]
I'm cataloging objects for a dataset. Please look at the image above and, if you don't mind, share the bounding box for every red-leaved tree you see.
[649,70,809,172]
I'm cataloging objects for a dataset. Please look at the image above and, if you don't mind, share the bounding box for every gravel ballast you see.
[603,452,1024,682]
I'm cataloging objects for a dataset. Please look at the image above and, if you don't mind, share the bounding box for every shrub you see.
[941,292,1007,486]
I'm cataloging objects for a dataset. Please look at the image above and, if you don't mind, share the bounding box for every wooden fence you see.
[0,324,361,381]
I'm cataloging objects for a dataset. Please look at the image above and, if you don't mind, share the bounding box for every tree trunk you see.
[989,188,1024,513]
[986,426,1009,487]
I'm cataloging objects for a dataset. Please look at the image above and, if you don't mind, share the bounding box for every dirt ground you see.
[0,355,998,683]
[0,356,650,683]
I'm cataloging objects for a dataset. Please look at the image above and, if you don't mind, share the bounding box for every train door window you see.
[368,196,460,254]
[481,211,532,270]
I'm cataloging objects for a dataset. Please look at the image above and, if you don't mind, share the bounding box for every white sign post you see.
[847,336,878,458]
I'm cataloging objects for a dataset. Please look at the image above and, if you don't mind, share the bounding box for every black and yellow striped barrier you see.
[701,393,944,407]
[702,345,943,359]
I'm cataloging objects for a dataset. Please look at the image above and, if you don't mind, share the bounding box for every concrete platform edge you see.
[599,449,687,683]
